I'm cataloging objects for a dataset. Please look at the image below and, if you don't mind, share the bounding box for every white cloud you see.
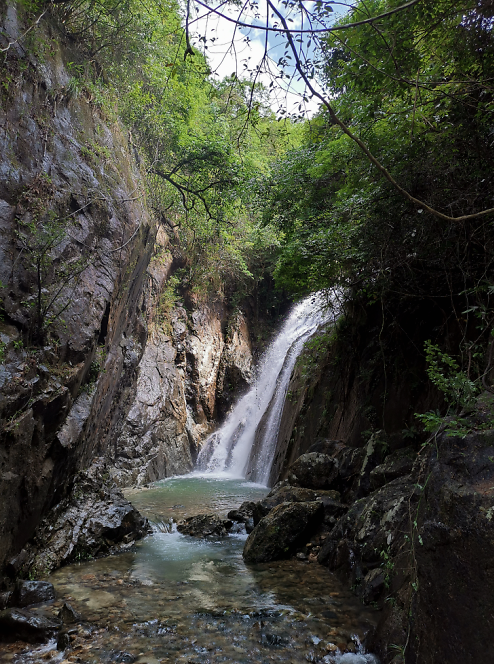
[187,1,328,117]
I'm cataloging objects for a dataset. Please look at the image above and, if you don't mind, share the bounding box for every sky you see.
[187,0,350,117]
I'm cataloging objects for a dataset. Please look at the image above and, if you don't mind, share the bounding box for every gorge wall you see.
[0,3,254,581]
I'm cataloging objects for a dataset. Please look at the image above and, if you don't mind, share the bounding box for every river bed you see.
[0,476,379,664]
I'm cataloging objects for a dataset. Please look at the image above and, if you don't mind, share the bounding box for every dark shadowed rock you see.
[361,568,385,604]
[0,608,61,643]
[305,439,342,455]
[287,453,339,489]
[0,593,11,610]
[243,501,324,563]
[177,513,233,538]
[318,475,413,572]
[228,501,256,523]
[252,485,342,526]
[369,448,415,490]
[9,581,55,608]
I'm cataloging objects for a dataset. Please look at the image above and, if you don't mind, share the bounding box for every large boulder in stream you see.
[243,501,324,563]
[8,581,55,608]
[287,453,339,489]
[252,485,344,526]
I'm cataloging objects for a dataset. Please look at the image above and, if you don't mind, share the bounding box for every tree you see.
[186,0,494,223]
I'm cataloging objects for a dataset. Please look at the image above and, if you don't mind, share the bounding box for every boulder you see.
[361,568,385,605]
[252,486,343,526]
[369,448,415,490]
[9,580,55,608]
[305,439,342,456]
[177,513,233,538]
[22,460,149,577]
[287,453,338,489]
[318,475,414,571]
[0,608,61,643]
[227,501,256,523]
[243,501,324,563]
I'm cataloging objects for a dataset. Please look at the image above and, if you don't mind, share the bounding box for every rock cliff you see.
[0,3,254,581]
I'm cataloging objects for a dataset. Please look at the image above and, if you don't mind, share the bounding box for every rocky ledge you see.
[7,459,149,580]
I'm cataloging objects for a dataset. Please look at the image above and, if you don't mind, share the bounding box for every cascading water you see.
[197,293,335,484]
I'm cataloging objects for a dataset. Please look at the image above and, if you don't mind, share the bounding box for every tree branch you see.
[267,0,494,223]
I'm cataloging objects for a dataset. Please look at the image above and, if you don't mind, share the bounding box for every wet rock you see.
[305,439,342,456]
[216,312,253,416]
[8,580,55,607]
[23,460,149,577]
[5,549,29,578]
[243,501,324,563]
[57,630,71,650]
[358,433,389,496]
[287,453,339,490]
[321,497,349,526]
[228,501,256,523]
[0,593,11,610]
[369,448,414,491]
[261,632,289,647]
[110,652,136,663]
[252,486,344,526]
[58,602,81,624]
[361,568,385,605]
[0,608,61,643]
[177,513,233,538]
[318,476,413,572]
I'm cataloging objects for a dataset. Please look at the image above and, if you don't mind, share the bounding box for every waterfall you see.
[197,293,334,484]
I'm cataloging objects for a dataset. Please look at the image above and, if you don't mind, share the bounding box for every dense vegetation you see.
[257,0,494,424]
[3,0,494,421]
[38,0,301,308]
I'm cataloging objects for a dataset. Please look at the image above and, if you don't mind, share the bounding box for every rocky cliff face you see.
[110,231,253,488]
[269,304,441,486]
[0,3,254,580]
[0,2,158,579]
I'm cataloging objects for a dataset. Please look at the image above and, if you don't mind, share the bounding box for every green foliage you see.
[415,342,481,437]
[156,274,180,332]
[46,0,298,302]
[422,341,478,409]
[256,0,494,413]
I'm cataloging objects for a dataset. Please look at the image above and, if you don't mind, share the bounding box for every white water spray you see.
[197,293,334,484]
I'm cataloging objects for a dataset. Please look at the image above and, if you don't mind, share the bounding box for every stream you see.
[0,475,379,664]
[0,296,379,663]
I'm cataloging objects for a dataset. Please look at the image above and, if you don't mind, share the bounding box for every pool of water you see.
[0,475,380,664]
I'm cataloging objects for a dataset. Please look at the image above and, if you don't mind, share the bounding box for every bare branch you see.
[191,0,422,35]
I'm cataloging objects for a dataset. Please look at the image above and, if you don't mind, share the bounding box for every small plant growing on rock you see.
[416,341,481,437]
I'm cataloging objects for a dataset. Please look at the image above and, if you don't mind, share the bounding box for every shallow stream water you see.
[0,476,379,664]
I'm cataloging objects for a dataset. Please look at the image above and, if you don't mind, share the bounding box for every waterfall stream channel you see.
[0,297,380,664]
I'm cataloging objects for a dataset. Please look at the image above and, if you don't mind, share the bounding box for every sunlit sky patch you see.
[187,0,350,117]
